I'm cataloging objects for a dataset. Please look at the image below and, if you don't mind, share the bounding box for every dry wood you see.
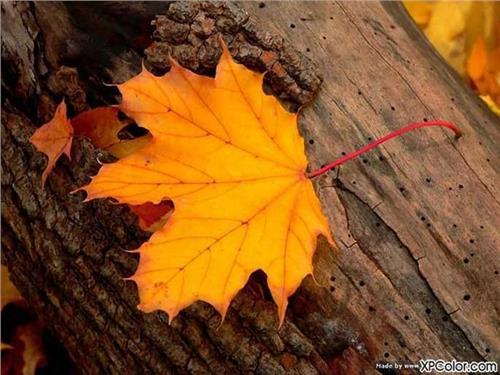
[2,1,499,374]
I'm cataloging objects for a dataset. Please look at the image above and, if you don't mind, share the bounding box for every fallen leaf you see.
[17,324,46,375]
[481,95,500,115]
[30,100,73,186]
[403,1,434,27]
[2,265,22,309]
[80,42,332,324]
[71,107,126,150]
[129,200,173,231]
[1,342,13,351]
[405,1,500,108]
[467,36,488,80]
[1,322,46,375]
[71,106,153,158]
[467,35,500,105]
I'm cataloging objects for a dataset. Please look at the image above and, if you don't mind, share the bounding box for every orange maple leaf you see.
[30,100,73,186]
[80,43,333,324]
[467,36,500,105]
[1,322,46,375]
[71,107,126,150]
[71,106,153,158]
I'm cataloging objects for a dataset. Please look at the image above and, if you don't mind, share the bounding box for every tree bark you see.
[2,2,498,374]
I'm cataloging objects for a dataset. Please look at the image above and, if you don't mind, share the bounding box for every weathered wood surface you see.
[2,1,499,374]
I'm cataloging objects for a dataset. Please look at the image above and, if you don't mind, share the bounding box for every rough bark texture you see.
[2,2,499,374]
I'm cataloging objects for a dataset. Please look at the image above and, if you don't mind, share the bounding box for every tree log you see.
[2,2,499,374]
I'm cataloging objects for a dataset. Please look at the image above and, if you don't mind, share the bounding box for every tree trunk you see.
[2,2,498,374]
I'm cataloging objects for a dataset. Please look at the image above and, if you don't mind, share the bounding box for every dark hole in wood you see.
[463,294,471,301]
[306,48,310,52]
[469,239,475,244]
[330,276,336,282]
[352,181,356,185]
[375,222,381,227]
[368,137,372,141]
[452,224,457,228]
[379,156,384,161]
[470,253,474,257]
[426,223,431,227]
[391,106,395,111]
[290,23,295,28]
[258,2,265,8]
[384,342,388,346]
[423,118,428,122]
[426,177,431,183]
[399,187,405,192]
[480,225,484,229]
[369,306,376,312]
[458,184,464,189]
[341,151,346,156]
[309,139,314,144]
[494,271,498,275]
[322,36,326,40]
[463,258,469,264]
[362,158,368,164]
[330,286,335,292]
[448,187,453,191]
[421,216,426,221]
[442,316,449,322]
[384,353,389,358]
[390,25,396,29]
[404,315,409,320]
[358,90,362,95]
[485,348,490,353]
[425,308,431,314]
[359,281,365,287]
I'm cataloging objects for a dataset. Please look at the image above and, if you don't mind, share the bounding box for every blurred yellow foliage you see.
[404,1,500,109]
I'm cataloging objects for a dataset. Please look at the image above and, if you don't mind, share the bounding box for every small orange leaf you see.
[80,41,333,325]
[71,107,126,150]
[16,323,46,375]
[71,106,153,158]
[1,322,46,375]
[30,100,73,186]
[1,342,13,351]
[467,37,488,81]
